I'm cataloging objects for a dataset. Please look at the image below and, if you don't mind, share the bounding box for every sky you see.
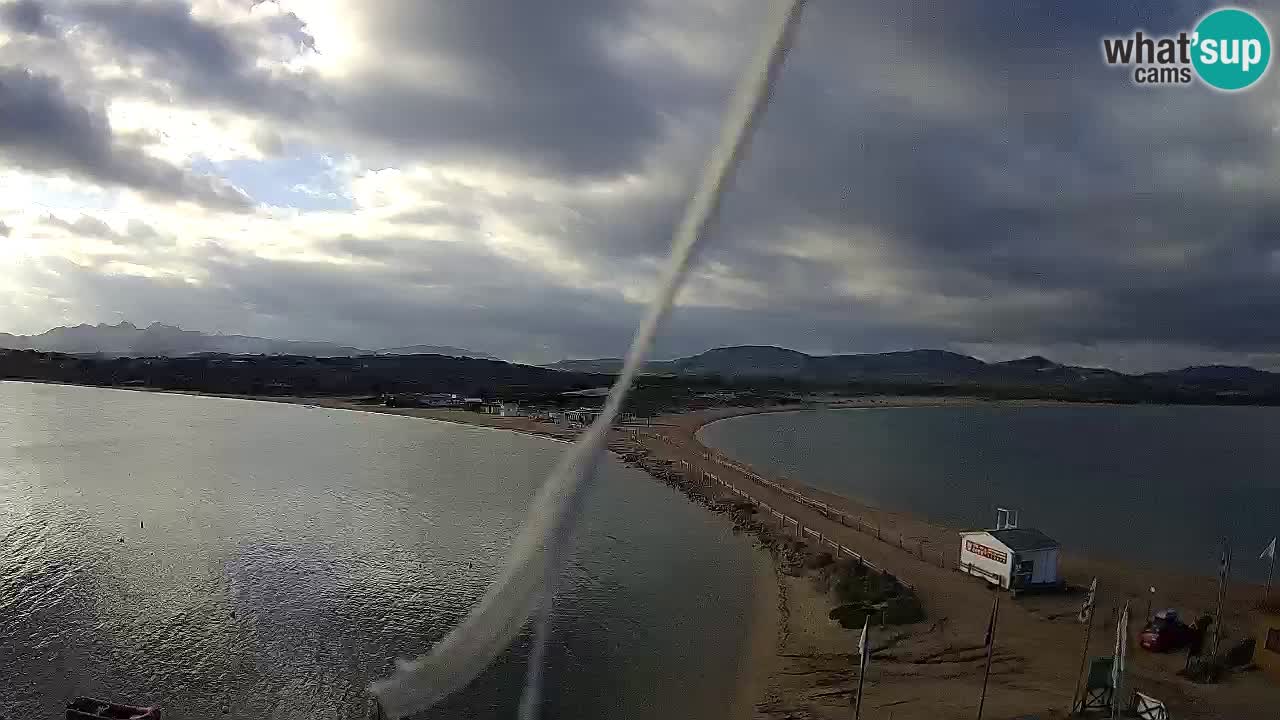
[2,0,1280,370]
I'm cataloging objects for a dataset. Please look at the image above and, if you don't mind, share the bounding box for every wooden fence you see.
[628,430,976,589]
[671,448,917,591]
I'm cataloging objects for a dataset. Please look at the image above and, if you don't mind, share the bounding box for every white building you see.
[564,408,602,425]
[959,527,1061,591]
[420,393,461,407]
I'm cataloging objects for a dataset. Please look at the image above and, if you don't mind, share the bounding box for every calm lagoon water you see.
[1,381,756,719]
[699,404,1280,581]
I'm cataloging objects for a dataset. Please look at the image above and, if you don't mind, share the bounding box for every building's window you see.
[1266,627,1280,653]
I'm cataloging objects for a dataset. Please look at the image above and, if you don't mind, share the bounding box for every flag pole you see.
[854,654,867,720]
[855,614,869,720]
[1210,538,1230,658]
[977,592,1000,720]
[1070,581,1097,714]
[1266,540,1276,604]
[1111,601,1130,720]
[1267,552,1275,604]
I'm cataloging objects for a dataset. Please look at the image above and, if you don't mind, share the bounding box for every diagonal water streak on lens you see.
[369,2,807,717]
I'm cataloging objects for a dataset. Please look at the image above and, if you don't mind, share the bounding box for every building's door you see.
[1012,559,1034,588]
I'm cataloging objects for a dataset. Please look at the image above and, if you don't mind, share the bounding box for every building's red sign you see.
[965,540,1008,564]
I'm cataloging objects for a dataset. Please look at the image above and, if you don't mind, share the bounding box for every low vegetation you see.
[815,558,926,629]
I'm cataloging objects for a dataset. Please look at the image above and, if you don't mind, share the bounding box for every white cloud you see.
[4,0,1280,370]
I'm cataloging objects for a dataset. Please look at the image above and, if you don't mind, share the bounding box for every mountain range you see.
[544,345,1280,395]
[0,322,496,360]
[5,323,1279,399]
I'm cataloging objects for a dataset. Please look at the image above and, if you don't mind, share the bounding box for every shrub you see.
[805,551,834,570]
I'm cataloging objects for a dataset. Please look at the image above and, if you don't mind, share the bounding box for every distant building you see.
[564,408,602,425]
[959,513,1061,591]
[382,392,461,408]
[498,402,522,417]
[420,393,461,407]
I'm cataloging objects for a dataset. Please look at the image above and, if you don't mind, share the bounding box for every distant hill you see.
[548,346,992,382]
[0,322,494,360]
[375,345,498,360]
[0,349,603,399]
[0,322,364,357]
[1140,365,1280,394]
[543,358,676,374]
[5,340,1280,406]
[544,344,1280,400]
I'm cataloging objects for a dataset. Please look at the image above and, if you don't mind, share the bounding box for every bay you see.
[699,404,1280,581]
[1,381,756,719]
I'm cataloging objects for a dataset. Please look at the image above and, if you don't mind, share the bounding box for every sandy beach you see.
[14,382,1277,718]
[636,401,1279,720]
[307,396,1278,719]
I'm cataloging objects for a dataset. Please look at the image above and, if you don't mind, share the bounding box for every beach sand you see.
[16,382,1277,717]
[291,395,1278,718]
[635,400,1280,720]
[732,548,783,720]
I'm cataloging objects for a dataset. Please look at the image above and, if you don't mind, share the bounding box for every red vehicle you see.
[1139,609,1196,653]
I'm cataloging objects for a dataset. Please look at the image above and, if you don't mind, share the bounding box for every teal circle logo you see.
[1192,8,1271,91]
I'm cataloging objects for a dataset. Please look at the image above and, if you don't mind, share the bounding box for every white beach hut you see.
[959,510,1061,591]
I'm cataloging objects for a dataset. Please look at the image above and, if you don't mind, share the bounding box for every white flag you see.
[1261,537,1276,561]
[859,614,871,671]
[1078,577,1098,623]
[1112,602,1130,693]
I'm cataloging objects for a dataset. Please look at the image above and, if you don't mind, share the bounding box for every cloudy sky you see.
[2,0,1279,370]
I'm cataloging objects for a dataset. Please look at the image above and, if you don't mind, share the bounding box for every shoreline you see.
[7,380,1277,717]
[730,547,783,720]
[1,379,783,720]
[692,402,1274,588]
[641,403,1277,719]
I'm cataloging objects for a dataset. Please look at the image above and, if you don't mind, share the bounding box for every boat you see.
[65,697,162,719]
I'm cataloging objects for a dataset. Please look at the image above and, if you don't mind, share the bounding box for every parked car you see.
[1139,609,1196,652]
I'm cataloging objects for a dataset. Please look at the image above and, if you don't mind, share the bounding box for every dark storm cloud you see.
[0,67,253,210]
[10,0,1280,369]
[39,212,164,246]
[1,0,50,35]
[689,0,1280,358]
[11,237,930,363]
[325,0,692,177]
[24,0,321,118]
[13,239,647,360]
[73,0,317,116]
[42,213,113,238]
